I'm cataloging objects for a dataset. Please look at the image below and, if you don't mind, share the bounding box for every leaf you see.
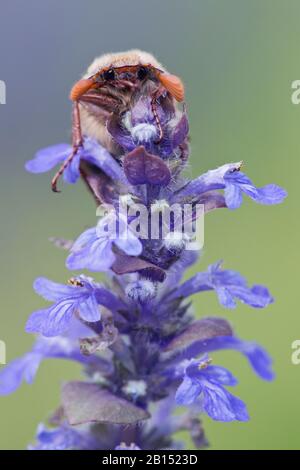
[112,253,166,282]
[79,160,118,205]
[163,317,233,353]
[124,146,171,186]
[62,381,150,425]
[172,112,189,149]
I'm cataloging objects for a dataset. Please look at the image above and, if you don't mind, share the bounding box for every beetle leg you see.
[151,90,164,144]
[79,90,122,114]
[51,101,83,192]
[112,79,138,90]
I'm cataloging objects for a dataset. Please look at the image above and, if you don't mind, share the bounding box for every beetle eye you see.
[103,68,115,81]
[137,66,148,80]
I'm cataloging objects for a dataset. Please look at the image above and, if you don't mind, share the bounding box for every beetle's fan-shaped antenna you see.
[70,79,96,101]
[157,73,185,102]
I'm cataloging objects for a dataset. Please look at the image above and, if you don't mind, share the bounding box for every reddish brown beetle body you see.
[51,50,185,192]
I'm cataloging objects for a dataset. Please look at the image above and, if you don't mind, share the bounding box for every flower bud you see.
[125,279,157,303]
[131,123,157,144]
[164,231,187,255]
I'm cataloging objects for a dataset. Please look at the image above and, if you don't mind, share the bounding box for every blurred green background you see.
[0,0,298,450]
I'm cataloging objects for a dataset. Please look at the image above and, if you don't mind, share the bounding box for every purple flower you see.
[115,443,141,450]
[175,162,287,209]
[172,261,274,309]
[29,424,98,450]
[175,356,249,422]
[25,276,102,337]
[66,214,142,272]
[25,137,127,185]
[17,53,286,450]
[224,170,287,209]
[164,335,274,382]
[0,336,97,395]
